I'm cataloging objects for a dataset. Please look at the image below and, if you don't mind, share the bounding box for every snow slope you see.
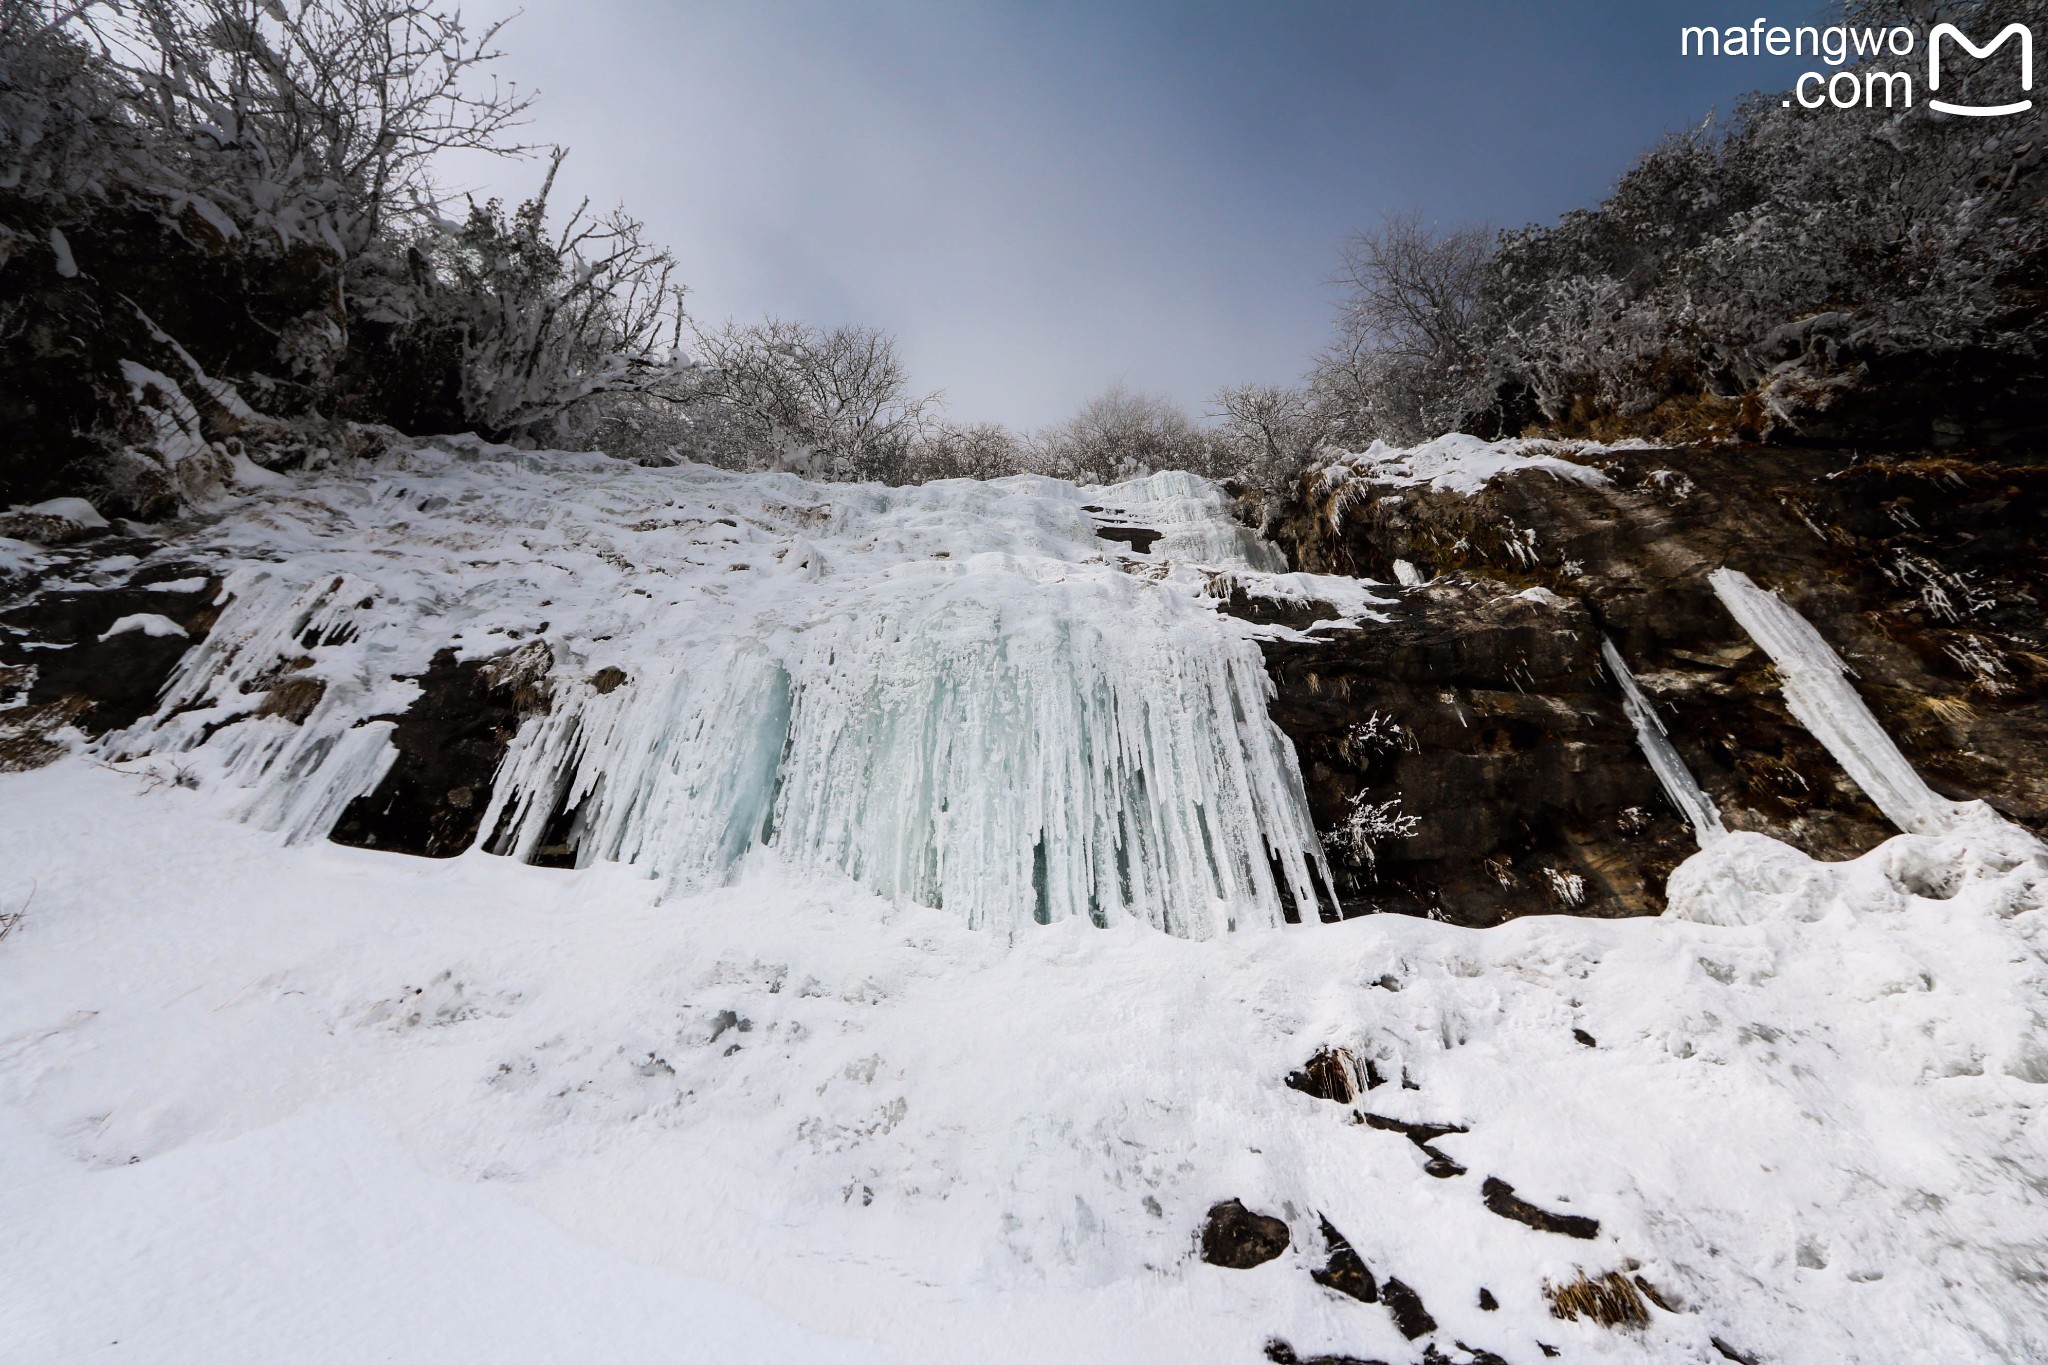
[3,445,2047,1363]
[4,761,2046,1363]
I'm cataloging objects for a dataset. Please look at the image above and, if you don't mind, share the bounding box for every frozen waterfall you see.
[1709,568,1965,836]
[106,447,1338,938]
[1600,637,1725,847]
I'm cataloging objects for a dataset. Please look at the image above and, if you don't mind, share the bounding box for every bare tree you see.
[1317,214,1497,445]
[66,0,534,253]
[1209,382,1328,488]
[901,421,1028,483]
[442,148,689,444]
[1333,214,1492,366]
[1033,385,1213,483]
[684,318,939,480]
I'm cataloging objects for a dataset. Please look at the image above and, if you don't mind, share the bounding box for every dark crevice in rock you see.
[1309,1217,1378,1303]
[1360,1112,1469,1178]
[1264,1341,1386,1365]
[1093,525,1161,554]
[329,641,553,859]
[1380,1276,1437,1340]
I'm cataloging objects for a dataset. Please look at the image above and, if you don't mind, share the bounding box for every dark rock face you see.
[0,197,467,517]
[1379,1276,1438,1340]
[1198,1198,1290,1269]
[1093,525,1162,554]
[1479,1177,1598,1240]
[1310,1217,1378,1303]
[0,557,219,768]
[1286,1047,1361,1104]
[1255,443,2048,924]
[329,641,553,858]
[1255,580,1695,924]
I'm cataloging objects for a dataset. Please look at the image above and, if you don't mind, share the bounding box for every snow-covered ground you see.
[4,445,2047,1363]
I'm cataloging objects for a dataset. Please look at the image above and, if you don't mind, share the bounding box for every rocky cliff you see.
[4,438,2041,937]
[1242,439,2047,926]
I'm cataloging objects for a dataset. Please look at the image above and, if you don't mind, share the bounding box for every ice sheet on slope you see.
[108,447,1337,936]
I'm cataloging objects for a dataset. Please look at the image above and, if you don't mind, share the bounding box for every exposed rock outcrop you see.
[1250,442,2048,925]
[1198,1198,1291,1269]
[0,553,219,768]
[329,641,555,859]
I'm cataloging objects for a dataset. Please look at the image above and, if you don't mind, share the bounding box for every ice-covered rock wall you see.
[108,445,1338,936]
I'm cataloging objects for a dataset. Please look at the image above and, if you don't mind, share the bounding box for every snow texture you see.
[1318,433,1615,498]
[5,441,2048,1363]
[2,759,2044,1364]
[1709,568,1978,835]
[98,613,189,641]
[106,446,1336,936]
[1601,636,1727,847]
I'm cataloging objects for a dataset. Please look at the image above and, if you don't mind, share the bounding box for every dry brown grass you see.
[0,697,88,774]
[1546,1270,1651,1329]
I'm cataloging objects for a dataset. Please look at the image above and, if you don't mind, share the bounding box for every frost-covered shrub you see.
[429,153,688,448]
[0,0,691,508]
[1027,386,1218,484]
[1329,793,1421,866]
[1317,0,2046,448]
[671,319,939,481]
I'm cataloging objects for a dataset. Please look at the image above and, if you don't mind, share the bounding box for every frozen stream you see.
[106,442,1352,937]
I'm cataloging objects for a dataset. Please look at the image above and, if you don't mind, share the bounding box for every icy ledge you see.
[1601,636,1727,848]
[1709,568,1980,835]
[106,447,1341,937]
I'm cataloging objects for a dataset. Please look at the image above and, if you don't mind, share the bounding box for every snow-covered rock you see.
[0,496,110,546]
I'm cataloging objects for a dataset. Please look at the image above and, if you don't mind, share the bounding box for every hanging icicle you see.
[1708,568,1965,836]
[1600,636,1726,847]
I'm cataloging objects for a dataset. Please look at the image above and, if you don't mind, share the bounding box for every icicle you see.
[478,583,1330,937]
[105,568,411,842]
[1709,568,1963,835]
[1600,637,1725,846]
[92,452,1340,937]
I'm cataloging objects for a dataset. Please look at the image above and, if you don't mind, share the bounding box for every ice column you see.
[476,585,1335,939]
[1600,637,1726,846]
[1708,568,1962,835]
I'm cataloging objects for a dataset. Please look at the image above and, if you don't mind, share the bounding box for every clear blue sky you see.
[446,1,1825,428]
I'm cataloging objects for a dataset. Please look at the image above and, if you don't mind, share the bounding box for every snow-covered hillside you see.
[3,443,2046,1364]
